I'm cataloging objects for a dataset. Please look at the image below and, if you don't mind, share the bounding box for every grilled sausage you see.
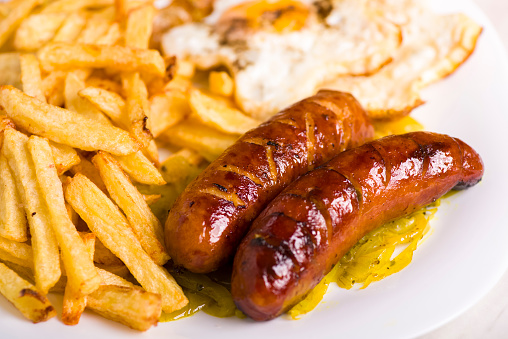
[165,90,374,273]
[231,132,484,321]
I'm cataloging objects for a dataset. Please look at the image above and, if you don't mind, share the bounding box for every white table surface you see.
[420,1,508,338]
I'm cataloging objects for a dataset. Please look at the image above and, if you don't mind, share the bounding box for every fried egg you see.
[162,0,401,120]
[317,0,482,119]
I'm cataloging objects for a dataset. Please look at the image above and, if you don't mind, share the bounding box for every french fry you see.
[19,54,46,102]
[96,22,121,46]
[0,86,141,156]
[41,0,114,13]
[0,53,21,88]
[0,236,32,269]
[64,72,111,124]
[77,8,114,44]
[95,263,132,281]
[0,262,56,323]
[0,0,40,49]
[61,232,95,326]
[85,76,122,94]
[149,90,189,137]
[209,71,234,97]
[190,88,259,134]
[48,141,80,175]
[2,129,60,294]
[14,13,67,51]
[93,152,169,265]
[159,148,206,185]
[125,4,155,49]
[78,86,127,129]
[0,154,27,242]
[28,136,101,297]
[159,119,239,162]
[143,194,161,206]
[70,154,107,192]
[0,116,16,147]
[87,285,161,331]
[95,267,136,288]
[113,151,166,185]
[122,72,153,148]
[94,239,123,266]
[52,11,87,43]
[64,174,188,313]
[41,70,66,106]
[114,0,128,22]
[37,42,166,76]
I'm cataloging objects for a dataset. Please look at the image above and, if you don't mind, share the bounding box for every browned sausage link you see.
[165,90,374,273]
[231,132,484,321]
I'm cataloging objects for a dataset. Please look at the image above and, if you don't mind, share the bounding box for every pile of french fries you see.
[0,0,259,331]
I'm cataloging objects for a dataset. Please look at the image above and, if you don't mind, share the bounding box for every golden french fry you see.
[62,284,87,326]
[14,13,66,51]
[93,152,169,265]
[0,116,16,148]
[2,129,60,294]
[159,119,239,162]
[28,136,101,297]
[0,86,141,156]
[160,148,207,185]
[143,194,161,206]
[87,285,161,331]
[0,53,21,89]
[143,139,160,166]
[0,262,56,323]
[149,90,190,137]
[94,239,123,266]
[125,4,155,49]
[64,174,188,312]
[0,236,33,269]
[95,263,132,281]
[114,0,128,21]
[78,86,127,129]
[95,267,136,288]
[85,76,122,94]
[48,141,80,176]
[176,59,195,78]
[41,70,66,106]
[38,43,166,76]
[19,54,46,102]
[0,0,40,49]
[0,154,27,242]
[96,22,121,45]
[209,71,234,97]
[52,11,87,43]
[70,154,107,192]
[113,151,166,185]
[41,0,114,13]
[64,72,111,124]
[77,8,114,44]
[190,88,259,134]
[122,72,153,148]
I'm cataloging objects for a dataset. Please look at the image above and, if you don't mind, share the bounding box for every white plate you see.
[2,0,508,338]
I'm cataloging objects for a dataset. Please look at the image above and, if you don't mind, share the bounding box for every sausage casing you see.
[165,90,374,273]
[231,132,484,321]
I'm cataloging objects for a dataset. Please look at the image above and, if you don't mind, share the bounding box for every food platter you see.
[1,0,508,338]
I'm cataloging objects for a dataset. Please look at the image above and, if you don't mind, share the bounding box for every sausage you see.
[231,131,484,321]
[165,90,374,273]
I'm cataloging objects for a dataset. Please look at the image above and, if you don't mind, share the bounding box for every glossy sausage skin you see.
[231,132,484,321]
[165,90,374,273]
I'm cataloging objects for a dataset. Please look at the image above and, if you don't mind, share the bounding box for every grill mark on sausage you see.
[324,166,364,209]
[217,164,264,186]
[200,186,246,207]
[243,137,278,182]
[305,112,315,171]
[409,135,430,179]
[274,118,299,128]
